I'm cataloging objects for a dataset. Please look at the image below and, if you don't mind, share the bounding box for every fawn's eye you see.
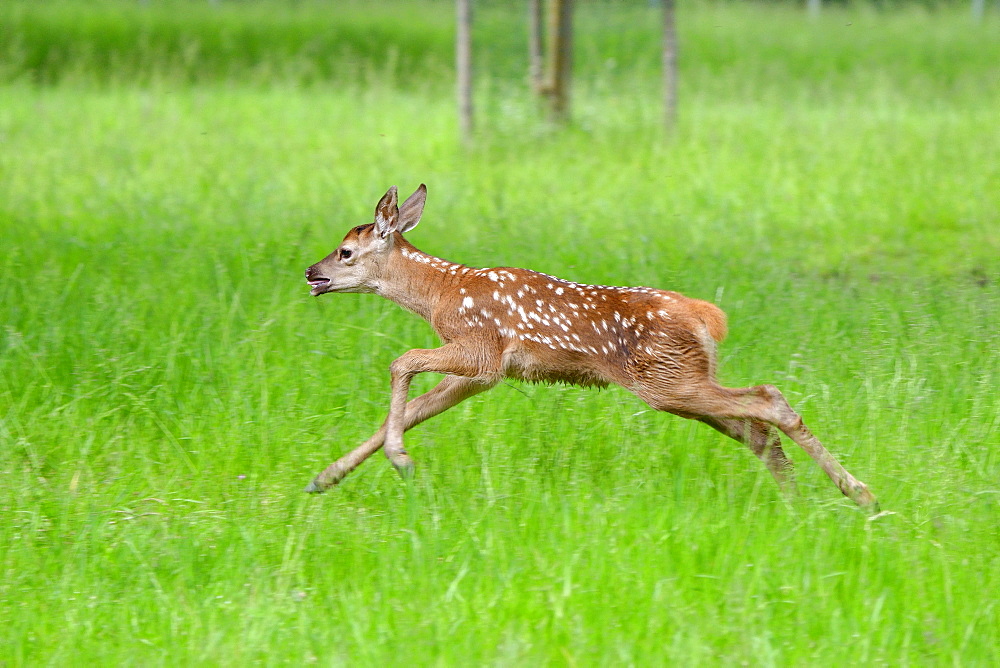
[340,248,353,260]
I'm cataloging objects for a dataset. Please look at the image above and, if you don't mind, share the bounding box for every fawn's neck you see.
[378,241,467,321]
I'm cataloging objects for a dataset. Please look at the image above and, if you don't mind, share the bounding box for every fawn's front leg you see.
[384,343,497,476]
[305,375,494,492]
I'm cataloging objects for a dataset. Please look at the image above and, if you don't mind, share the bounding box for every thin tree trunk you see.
[529,0,544,94]
[972,0,985,21]
[528,0,573,123]
[807,0,821,18]
[546,0,573,122]
[662,0,677,132]
[456,0,474,142]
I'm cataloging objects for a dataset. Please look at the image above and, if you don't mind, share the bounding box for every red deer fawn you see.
[304,185,879,511]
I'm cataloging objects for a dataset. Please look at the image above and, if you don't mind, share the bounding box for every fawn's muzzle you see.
[305,266,332,296]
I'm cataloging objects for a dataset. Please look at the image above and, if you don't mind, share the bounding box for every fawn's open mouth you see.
[308,278,332,296]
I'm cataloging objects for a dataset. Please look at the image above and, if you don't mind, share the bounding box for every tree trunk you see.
[456,0,474,142]
[546,0,573,122]
[529,0,573,123]
[529,0,544,94]
[662,0,677,132]
[807,0,821,18]
[972,0,985,21]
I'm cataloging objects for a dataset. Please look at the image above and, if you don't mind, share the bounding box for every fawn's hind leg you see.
[637,381,878,510]
[699,417,797,493]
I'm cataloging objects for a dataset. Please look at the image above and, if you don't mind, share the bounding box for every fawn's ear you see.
[398,184,427,234]
[373,186,399,239]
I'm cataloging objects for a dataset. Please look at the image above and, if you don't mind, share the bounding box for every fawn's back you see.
[419,255,728,389]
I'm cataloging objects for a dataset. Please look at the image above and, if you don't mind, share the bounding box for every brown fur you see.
[689,299,728,342]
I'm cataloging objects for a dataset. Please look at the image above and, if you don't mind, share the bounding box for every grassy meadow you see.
[2,0,999,663]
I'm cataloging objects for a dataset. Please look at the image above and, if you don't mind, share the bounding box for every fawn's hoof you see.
[391,456,415,479]
[854,488,880,514]
[303,480,325,494]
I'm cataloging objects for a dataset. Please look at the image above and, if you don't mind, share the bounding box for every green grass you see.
[2,1,999,664]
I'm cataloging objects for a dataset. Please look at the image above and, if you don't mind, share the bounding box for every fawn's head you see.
[306,184,427,296]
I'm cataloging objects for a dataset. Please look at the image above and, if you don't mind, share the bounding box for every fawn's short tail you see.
[690,299,728,343]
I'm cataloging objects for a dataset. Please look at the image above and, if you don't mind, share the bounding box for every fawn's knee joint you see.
[389,357,415,378]
[758,384,787,404]
[757,384,802,427]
